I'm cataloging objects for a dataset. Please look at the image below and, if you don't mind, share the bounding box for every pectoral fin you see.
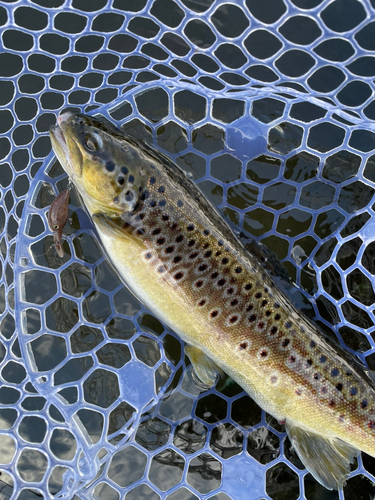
[185,345,223,387]
[285,421,359,490]
[93,212,146,249]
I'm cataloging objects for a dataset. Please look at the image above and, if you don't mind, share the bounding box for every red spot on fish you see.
[270,376,277,384]
[329,400,336,407]
[368,421,375,430]
[259,349,268,358]
[229,315,238,324]
[288,355,296,364]
[257,321,265,329]
[239,342,248,350]
[295,389,302,396]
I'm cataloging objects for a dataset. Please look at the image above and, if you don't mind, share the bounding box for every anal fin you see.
[285,421,359,490]
[185,345,223,387]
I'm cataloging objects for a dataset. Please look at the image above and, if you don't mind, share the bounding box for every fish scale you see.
[124,173,375,447]
[49,111,375,490]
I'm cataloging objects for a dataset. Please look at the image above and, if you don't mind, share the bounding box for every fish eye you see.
[53,224,59,230]
[84,134,102,152]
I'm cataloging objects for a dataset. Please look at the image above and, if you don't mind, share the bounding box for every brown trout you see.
[49,111,375,490]
[48,189,70,258]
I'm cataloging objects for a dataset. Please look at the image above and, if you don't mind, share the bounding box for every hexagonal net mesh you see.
[2,0,375,498]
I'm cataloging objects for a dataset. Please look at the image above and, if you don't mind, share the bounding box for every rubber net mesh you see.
[1,0,375,498]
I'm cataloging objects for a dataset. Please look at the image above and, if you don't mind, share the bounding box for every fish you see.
[48,188,70,258]
[49,111,375,490]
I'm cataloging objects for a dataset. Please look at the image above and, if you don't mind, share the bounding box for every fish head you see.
[49,112,149,215]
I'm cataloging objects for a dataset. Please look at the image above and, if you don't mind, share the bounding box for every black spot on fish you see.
[361,399,368,409]
[261,300,268,307]
[204,250,212,258]
[258,321,265,329]
[235,267,242,274]
[246,304,253,312]
[264,288,268,293]
[306,359,313,366]
[331,368,339,377]
[118,177,125,186]
[159,200,166,207]
[176,235,183,243]
[218,240,223,246]
[114,196,119,203]
[260,349,268,358]
[211,272,218,279]
[310,340,316,348]
[121,166,128,175]
[222,258,229,265]
[226,288,234,295]
[198,299,206,306]
[189,252,198,259]
[203,243,209,249]
[249,314,256,322]
[145,252,152,260]
[141,190,149,201]
[231,299,238,306]
[270,326,277,335]
[210,310,218,318]
[255,292,262,299]
[215,251,221,257]
[199,264,207,271]
[285,321,292,329]
[150,201,156,207]
[139,213,145,220]
[281,339,290,348]
[157,238,165,245]
[137,229,144,235]
[203,229,210,235]
[106,161,115,172]
[158,186,165,193]
[239,342,248,350]
[195,280,203,288]
[165,246,174,254]
[314,373,320,380]
[171,223,178,230]
[336,383,343,392]
[265,310,271,317]
[153,228,161,235]
[129,175,134,183]
[274,303,280,309]
[177,200,183,207]
[173,256,181,263]
[174,272,183,280]
[217,279,225,286]
[188,240,196,247]
[125,190,134,201]
[320,355,327,363]
[150,177,156,184]
[229,315,238,324]
[187,224,194,231]
[275,314,281,321]
[139,186,143,192]
[162,214,169,221]
[244,283,252,291]
[349,387,358,396]
[157,266,165,273]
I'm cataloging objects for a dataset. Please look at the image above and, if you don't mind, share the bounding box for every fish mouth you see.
[49,112,80,180]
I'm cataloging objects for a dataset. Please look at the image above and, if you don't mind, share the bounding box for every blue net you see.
[2,0,375,498]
